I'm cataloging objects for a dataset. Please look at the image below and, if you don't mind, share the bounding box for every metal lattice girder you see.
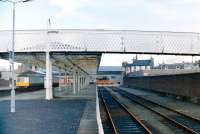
[0,51,101,75]
[51,54,101,75]
[1,29,200,55]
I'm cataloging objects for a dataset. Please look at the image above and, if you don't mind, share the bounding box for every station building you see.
[155,62,199,70]
[122,57,154,75]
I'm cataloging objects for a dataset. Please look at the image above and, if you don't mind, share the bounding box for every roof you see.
[125,60,152,66]
[98,66,123,71]
[17,70,45,77]
[98,71,122,75]
[17,70,68,77]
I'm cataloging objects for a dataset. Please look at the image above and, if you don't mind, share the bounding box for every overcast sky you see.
[1,0,200,66]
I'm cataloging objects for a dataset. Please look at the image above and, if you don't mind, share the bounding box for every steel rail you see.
[114,88,200,134]
[110,92,152,134]
[99,89,118,134]
[116,88,200,122]
[99,88,152,134]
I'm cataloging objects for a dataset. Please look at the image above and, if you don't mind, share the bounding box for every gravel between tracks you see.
[108,88,189,134]
[120,87,200,120]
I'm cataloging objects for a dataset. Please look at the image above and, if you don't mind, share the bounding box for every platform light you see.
[0,0,34,113]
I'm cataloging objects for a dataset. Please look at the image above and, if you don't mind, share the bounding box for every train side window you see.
[25,77,29,82]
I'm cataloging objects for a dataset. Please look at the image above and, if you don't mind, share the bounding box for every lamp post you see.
[0,0,33,113]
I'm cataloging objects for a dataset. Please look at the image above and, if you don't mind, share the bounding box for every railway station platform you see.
[54,84,96,100]
[0,85,99,134]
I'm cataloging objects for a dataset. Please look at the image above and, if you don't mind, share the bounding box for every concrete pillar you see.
[67,75,71,89]
[84,76,86,87]
[73,69,76,94]
[77,71,80,92]
[49,58,53,97]
[88,76,90,85]
[85,76,88,87]
[65,70,67,89]
[45,52,53,100]
[83,76,85,88]
[80,75,82,89]
[85,75,89,87]
[79,74,81,89]
[75,73,77,90]
[58,69,62,91]
[32,66,36,71]
[82,76,84,89]
[82,76,85,88]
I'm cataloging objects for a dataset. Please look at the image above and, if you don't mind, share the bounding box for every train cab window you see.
[17,77,29,82]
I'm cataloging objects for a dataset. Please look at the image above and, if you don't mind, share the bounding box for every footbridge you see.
[0,29,200,99]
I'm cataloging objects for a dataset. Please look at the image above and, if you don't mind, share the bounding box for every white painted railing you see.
[0,29,200,55]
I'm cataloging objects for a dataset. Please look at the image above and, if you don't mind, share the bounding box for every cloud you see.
[50,0,84,17]
[48,0,200,32]
[49,0,144,18]
[150,3,177,21]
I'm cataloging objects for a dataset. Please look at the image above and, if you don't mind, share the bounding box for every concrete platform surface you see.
[54,84,96,100]
[78,101,98,134]
[0,90,45,101]
[0,85,99,134]
[0,100,86,134]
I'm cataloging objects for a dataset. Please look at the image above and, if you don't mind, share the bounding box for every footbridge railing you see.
[0,29,200,55]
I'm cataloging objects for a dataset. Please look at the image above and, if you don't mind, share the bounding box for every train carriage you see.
[16,70,59,90]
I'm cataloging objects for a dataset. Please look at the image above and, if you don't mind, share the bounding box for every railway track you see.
[112,87,200,134]
[98,89,116,134]
[99,87,152,134]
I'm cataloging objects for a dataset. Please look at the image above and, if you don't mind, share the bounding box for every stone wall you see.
[124,72,200,97]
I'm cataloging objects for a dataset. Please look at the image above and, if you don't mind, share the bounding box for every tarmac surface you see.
[0,85,98,134]
[0,100,86,134]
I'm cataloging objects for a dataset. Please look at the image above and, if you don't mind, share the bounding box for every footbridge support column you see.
[45,52,53,100]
